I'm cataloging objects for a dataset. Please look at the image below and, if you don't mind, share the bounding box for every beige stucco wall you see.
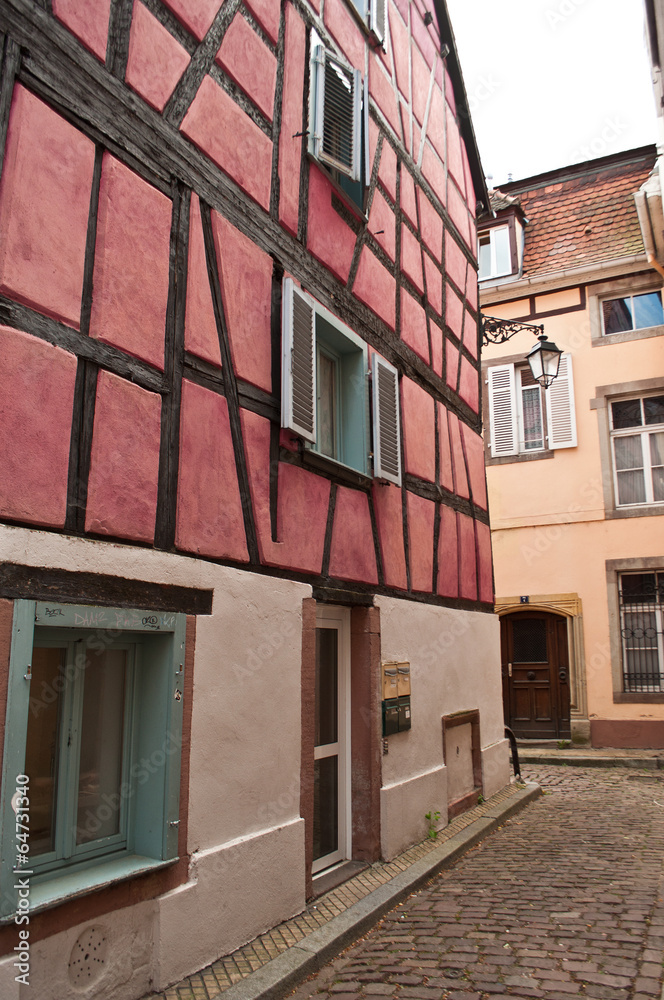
[482,271,664,729]
[376,596,509,858]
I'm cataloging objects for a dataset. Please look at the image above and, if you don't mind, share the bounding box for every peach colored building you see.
[0,1,508,997]
[480,145,664,748]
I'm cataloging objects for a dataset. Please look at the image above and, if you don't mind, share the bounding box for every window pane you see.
[614,434,644,471]
[603,297,633,334]
[611,399,643,429]
[644,396,664,426]
[521,385,543,450]
[478,234,491,279]
[317,351,337,460]
[25,647,65,857]
[315,628,338,747]
[493,226,511,276]
[621,573,657,601]
[632,291,664,329]
[76,649,127,845]
[651,431,664,501]
[313,756,338,862]
[622,611,661,691]
[617,470,646,505]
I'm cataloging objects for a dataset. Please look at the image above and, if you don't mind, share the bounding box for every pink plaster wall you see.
[437,404,454,493]
[458,512,477,601]
[460,424,487,510]
[372,483,407,590]
[176,380,249,561]
[324,0,364,72]
[465,268,478,310]
[400,168,417,229]
[184,194,222,367]
[212,211,272,392]
[369,59,401,138]
[89,154,171,370]
[400,289,428,364]
[430,325,442,378]
[458,357,479,413]
[162,0,221,40]
[412,7,436,67]
[421,143,446,208]
[446,287,463,340]
[125,2,190,112]
[181,75,272,211]
[240,409,330,574]
[406,492,434,593]
[445,234,467,295]
[463,307,478,359]
[448,412,469,499]
[412,45,430,126]
[390,8,409,101]
[216,14,277,121]
[445,341,459,392]
[278,4,306,236]
[437,504,458,598]
[423,254,442,316]
[328,487,378,585]
[378,138,397,203]
[53,0,111,61]
[417,190,442,262]
[0,327,77,528]
[244,0,280,45]
[401,377,435,483]
[368,189,395,261]
[85,370,161,542]
[353,248,396,330]
[446,104,465,191]
[427,86,446,165]
[401,224,424,295]
[0,85,94,330]
[475,520,494,604]
[448,182,471,249]
[307,165,357,283]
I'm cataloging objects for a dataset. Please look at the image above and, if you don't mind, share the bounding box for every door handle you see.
[508,662,512,677]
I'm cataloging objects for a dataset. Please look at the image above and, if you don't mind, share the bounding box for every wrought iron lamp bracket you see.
[481,316,544,346]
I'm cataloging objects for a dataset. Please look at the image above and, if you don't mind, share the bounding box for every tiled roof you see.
[488,190,521,212]
[492,149,656,277]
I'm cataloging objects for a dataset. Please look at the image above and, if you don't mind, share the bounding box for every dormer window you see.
[478,224,512,280]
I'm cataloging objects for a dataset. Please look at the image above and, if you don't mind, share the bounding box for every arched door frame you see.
[495,594,589,743]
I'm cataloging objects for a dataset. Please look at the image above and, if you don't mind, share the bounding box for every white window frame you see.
[478,225,512,281]
[282,278,402,484]
[486,354,576,459]
[0,601,186,921]
[618,571,664,693]
[609,394,664,508]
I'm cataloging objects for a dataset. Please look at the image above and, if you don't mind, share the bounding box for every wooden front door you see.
[501,611,571,739]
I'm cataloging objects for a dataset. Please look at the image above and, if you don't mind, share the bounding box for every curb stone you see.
[213,782,542,1000]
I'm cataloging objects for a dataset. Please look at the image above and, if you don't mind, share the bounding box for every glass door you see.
[312,606,350,874]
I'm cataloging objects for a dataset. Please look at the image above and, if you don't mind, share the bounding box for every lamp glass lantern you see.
[526,333,562,388]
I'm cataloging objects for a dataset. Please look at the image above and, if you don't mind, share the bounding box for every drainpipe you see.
[647,252,664,280]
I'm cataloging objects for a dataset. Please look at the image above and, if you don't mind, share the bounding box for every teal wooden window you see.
[282,278,401,484]
[0,602,186,920]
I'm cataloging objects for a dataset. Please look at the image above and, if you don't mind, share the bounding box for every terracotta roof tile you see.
[493,153,655,276]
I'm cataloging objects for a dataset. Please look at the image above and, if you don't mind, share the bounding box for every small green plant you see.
[557,739,571,749]
[425,809,441,840]
[477,793,485,804]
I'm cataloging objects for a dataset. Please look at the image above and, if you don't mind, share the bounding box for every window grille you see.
[619,573,664,692]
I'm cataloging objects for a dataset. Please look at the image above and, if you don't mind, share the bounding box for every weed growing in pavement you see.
[557,740,571,749]
[425,810,441,840]
[477,793,485,804]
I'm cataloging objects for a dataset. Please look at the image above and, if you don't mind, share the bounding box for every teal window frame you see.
[314,312,369,474]
[0,601,186,921]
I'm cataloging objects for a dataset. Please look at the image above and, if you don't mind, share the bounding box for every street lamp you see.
[481,316,563,388]
[525,333,563,389]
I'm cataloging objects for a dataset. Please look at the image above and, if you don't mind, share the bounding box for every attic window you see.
[478,225,512,280]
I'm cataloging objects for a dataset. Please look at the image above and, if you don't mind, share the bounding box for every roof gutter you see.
[431,0,490,213]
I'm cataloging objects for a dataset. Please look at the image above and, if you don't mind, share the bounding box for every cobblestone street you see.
[288,766,664,1000]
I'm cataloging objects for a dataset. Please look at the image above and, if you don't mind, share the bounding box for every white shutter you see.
[545,352,577,449]
[282,278,316,443]
[372,354,401,485]
[314,46,361,182]
[488,364,518,457]
[370,0,387,46]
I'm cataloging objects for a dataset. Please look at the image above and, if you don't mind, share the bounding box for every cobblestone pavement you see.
[289,766,664,1000]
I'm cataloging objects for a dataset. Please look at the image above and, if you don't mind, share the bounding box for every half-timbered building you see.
[0,0,508,996]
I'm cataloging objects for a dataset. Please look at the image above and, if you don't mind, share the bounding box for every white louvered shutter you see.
[372,354,401,485]
[282,278,316,443]
[370,0,387,46]
[488,364,518,457]
[545,352,577,449]
[313,46,361,182]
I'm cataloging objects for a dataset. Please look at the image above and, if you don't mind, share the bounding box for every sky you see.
[444,0,658,187]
